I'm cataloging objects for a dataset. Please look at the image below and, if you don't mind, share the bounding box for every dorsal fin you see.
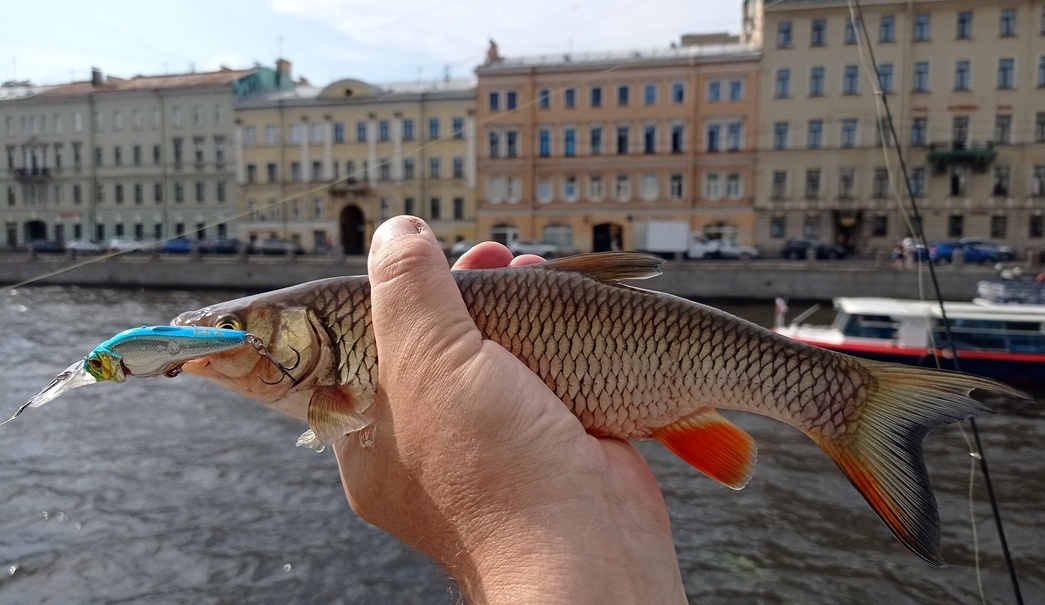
[542,252,664,282]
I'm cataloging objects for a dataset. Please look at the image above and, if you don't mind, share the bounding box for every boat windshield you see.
[838,313,898,340]
[932,319,1045,353]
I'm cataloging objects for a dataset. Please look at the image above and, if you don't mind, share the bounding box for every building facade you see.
[235,78,477,254]
[474,38,760,253]
[754,0,1045,256]
[0,65,291,247]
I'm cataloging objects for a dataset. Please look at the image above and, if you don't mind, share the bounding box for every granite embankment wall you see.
[0,252,1011,301]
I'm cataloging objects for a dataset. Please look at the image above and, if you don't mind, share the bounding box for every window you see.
[291,162,301,182]
[1032,215,1045,238]
[990,215,1008,239]
[726,122,742,151]
[616,126,629,154]
[770,216,786,238]
[771,171,787,200]
[872,215,888,237]
[488,91,500,110]
[564,175,578,201]
[288,123,304,144]
[993,165,1010,197]
[908,167,926,197]
[1034,165,1045,196]
[564,128,576,157]
[876,117,895,146]
[1000,9,1016,37]
[1037,112,1045,142]
[243,126,257,146]
[955,60,971,90]
[564,88,576,108]
[775,69,791,97]
[538,88,551,109]
[195,182,205,202]
[589,175,603,201]
[590,127,603,155]
[617,85,629,106]
[429,157,441,179]
[948,214,965,237]
[356,121,367,142]
[671,82,685,103]
[428,118,440,139]
[453,197,464,220]
[707,124,721,152]
[953,115,970,146]
[997,58,1014,89]
[643,83,657,105]
[115,184,124,204]
[878,63,894,93]
[841,119,858,148]
[950,167,969,197]
[807,119,823,149]
[537,129,552,157]
[804,169,821,199]
[994,114,1012,144]
[957,11,972,39]
[403,158,415,180]
[378,120,390,141]
[430,198,441,220]
[843,65,859,94]
[506,131,518,157]
[590,86,602,107]
[403,119,414,141]
[671,125,684,153]
[914,13,930,41]
[707,80,722,102]
[174,182,183,203]
[777,21,792,48]
[114,146,122,166]
[615,175,630,201]
[873,168,890,198]
[267,163,277,183]
[811,19,826,46]
[643,125,656,153]
[152,145,161,165]
[773,121,789,150]
[404,197,415,215]
[809,66,825,96]
[726,173,741,198]
[506,91,517,109]
[265,124,278,145]
[217,182,226,202]
[839,168,855,198]
[640,173,658,201]
[312,160,323,180]
[1039,55,1045,87]
[705,173,721,199]
[911,117,928,146]
[913,61,929,92]
[880,15,895,42]
[845,17,859,44]
[670,174,683,199]
[729,79,744,100]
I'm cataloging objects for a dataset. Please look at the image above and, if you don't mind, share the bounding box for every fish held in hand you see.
[172,251,1030,564]
[3,325,252,425]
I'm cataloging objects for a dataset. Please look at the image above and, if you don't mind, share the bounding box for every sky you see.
[3,0,746,88]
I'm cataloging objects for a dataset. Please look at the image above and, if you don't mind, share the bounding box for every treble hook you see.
[246,335,302,386]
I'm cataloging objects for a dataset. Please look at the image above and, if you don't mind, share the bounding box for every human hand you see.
[333,216,686,604]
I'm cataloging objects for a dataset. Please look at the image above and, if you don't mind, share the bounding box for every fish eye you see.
[214,314,244,331]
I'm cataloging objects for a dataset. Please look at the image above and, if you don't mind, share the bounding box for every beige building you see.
[1,65,290,247]
[474,36,760,253]
[753,0,1045,256]
[235,76,477,254]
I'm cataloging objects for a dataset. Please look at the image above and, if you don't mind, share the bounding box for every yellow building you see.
[474,36,761,253]
[235,66,477,254]
[752,0,1045,256]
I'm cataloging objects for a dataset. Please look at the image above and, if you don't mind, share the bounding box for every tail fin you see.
[810,361,1029,565]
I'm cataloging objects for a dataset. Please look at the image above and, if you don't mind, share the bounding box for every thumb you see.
[368,216,481,381]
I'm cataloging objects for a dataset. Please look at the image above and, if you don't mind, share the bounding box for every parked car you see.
[107,235,147,253]
[779,238,847,260]
[250,237,302,255]
[199,238,242,254]
[509,240,560,257]
[65,238,102,254]
[958,238,1016,261]
[161,236,197,254]
[688,233,760,260]
[28,239,66,254]
[930,240,1007,264]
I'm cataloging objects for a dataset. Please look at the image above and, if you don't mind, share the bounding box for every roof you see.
[32,68,257,98]
[835,297,1045,322]
[476,43,759,73]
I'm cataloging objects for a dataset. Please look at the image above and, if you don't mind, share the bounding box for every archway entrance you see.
[23,220,46,242]
[339,205,366,254]
[592,223,622,252]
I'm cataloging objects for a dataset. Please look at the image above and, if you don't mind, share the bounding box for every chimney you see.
[91,67,103,86]
[276,59,292,86]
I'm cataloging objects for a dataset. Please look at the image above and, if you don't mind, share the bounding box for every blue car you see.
[161,236,196,254]
[929,240,1005,264]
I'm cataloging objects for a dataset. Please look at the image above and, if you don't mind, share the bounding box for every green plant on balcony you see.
[927,142,996,173]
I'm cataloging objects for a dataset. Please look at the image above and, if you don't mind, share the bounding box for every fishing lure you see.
[1,325,287,426]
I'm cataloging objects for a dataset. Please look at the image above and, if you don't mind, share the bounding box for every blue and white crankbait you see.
[2,325,255,426]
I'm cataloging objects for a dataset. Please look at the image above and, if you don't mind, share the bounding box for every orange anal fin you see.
[307,386,372,446]
[652,409,756,490]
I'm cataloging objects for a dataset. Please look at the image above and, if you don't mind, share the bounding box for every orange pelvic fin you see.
[303,386,372,448]
[652,409,756,490]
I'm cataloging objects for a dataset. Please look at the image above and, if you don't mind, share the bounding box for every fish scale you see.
[172,251,1029,565]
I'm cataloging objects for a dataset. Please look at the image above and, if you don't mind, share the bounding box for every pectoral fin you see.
[652,408,757,490]
[305,386,373,447]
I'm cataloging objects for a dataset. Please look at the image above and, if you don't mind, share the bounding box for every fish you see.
[2,326,253,425]
[171,251,1029,565]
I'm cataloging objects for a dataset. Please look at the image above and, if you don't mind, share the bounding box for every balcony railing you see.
[12,167,52,182]
[927,141,996,173]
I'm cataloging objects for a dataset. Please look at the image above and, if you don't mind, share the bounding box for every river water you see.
[0,285,1042,604]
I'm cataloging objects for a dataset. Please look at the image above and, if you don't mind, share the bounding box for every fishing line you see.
[847,2,1023,603]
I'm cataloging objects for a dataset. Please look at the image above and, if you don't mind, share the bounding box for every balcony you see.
[927,141,996,173]
[12,167,52,182]
[327,177,371,197]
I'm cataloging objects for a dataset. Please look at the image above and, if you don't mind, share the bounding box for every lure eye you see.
[87,357,102,370]
[214,314,244,331]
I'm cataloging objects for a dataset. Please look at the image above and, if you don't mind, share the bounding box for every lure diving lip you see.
[1,325,251,426]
